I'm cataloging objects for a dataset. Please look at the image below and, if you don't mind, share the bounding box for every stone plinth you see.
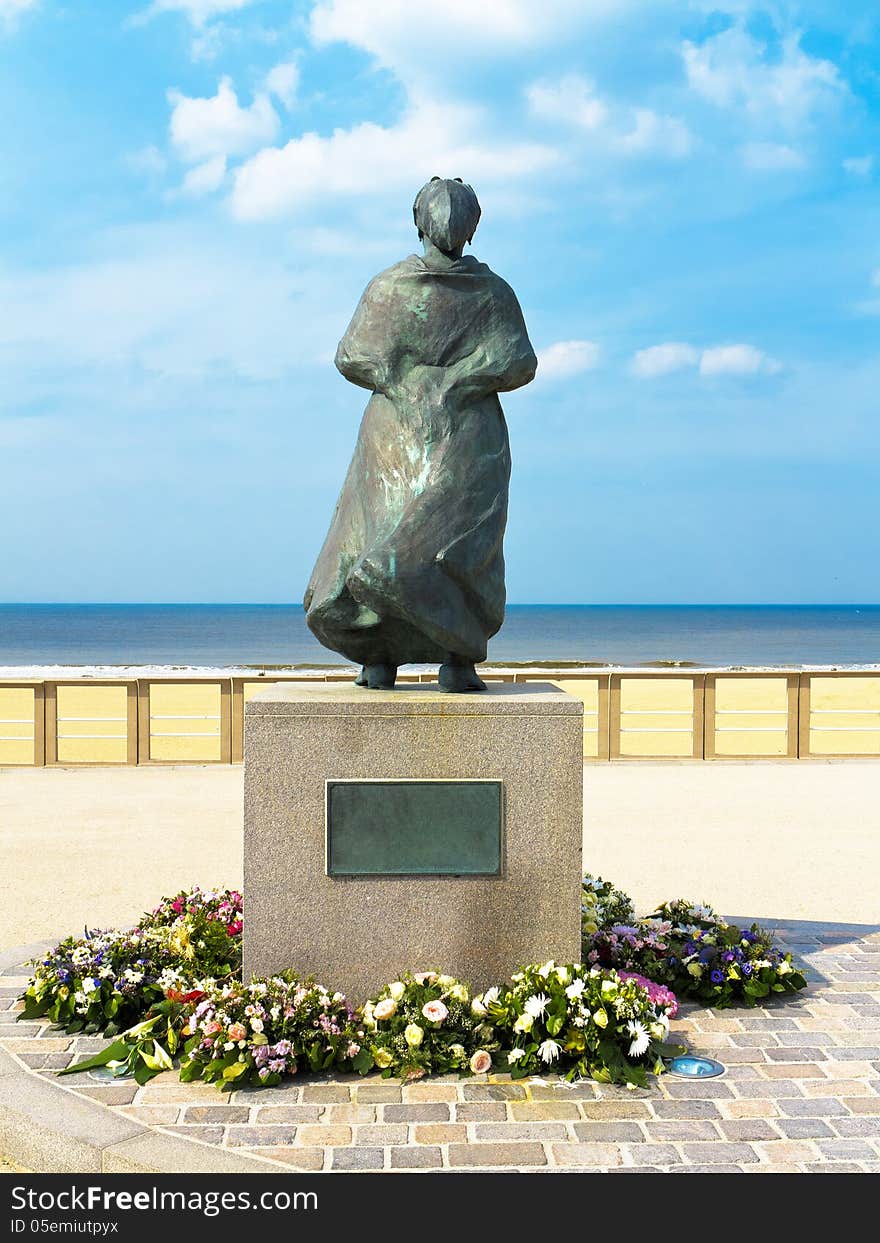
[243,682,583,1000]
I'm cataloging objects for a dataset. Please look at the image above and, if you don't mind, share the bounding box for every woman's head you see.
[413,177,481,255]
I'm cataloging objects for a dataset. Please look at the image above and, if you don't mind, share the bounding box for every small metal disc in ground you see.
[668,1054,726,1078]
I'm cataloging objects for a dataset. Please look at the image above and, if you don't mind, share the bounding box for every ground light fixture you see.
[667,1054,726,1079]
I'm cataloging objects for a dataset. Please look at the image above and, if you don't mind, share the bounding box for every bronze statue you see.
[304,178,537,691]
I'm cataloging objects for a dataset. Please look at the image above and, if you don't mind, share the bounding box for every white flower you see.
[538,961,555,978]
[538,1039,561,1064]
[471,997,487,1017]
[250,1017,264,1033]
[482,986,500,1006]
[776,961,792,976]
[650,1019,668,1040]
[404,1024,424,1047]
[449,984,469,1003]
[422,1000,448,1024]
[507,1047,526,1064]
[388,981,406,1000]
[414,972,438,985]
[514,1013,534,1034]
[450,1043,466,1061]
[524,993,550,1019]
[470,1049,493,1075]
[565,979,586,1000]
[555,966,570,985]
[600,979,617,996]
[374,998,397,1021]
[626,1020,650,1058]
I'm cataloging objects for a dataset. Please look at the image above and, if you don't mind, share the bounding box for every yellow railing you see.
[1,670,879,765]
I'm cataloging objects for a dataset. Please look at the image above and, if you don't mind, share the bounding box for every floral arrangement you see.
[584,892,807,1009]
[362,972,498,1080]
[19,887,242,1037]
[481,960,680,1087]
[581,874,635,938]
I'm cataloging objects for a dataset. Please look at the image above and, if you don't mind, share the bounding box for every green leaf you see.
[352,1047,373,1074]
[222,1061,247,1081]
[58,1038,131,1076]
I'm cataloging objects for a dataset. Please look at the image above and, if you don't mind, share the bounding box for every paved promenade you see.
[1,921,878,1173]
[2,760,879,948]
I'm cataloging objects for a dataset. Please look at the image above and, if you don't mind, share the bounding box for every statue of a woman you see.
[304,177,537,691]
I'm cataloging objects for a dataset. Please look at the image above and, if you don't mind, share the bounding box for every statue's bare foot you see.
[362,662,397,689]
[438,659,487,693]
[354,666,368,686]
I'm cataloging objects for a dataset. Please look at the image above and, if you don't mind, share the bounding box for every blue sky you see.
[1,0,878,604]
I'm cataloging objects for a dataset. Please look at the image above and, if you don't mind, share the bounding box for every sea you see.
[0,604,878,670]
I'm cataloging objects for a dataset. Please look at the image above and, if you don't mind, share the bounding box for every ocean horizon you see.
[1,603,879,669]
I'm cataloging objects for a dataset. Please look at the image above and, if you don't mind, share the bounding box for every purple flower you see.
[741,963,753,977]
[710,969,724,984]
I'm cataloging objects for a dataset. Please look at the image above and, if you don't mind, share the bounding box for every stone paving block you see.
[355,1083,401,1104]
[660,1080,733,1098]
[649,1099,722,1119]
[765,1047,827,1062]
[390,1146,442,1168]
[301,1084,353,1104]
[831,1115,880,1137]
[72,1085,139,1106]
[775,1031,835,1046]
[581,1100,652,1120]
[718,1118,778,1141]
[775,1117,836,1139]
[761,1062,826,1079]
[414,1124,468,1144]
[104,1132,270,1174]
[331,1147,384,1170]
[742,1163,803,1174]
[384,1103,450,1123]
[183,1105,251,1124]
[780,1097,849,1117]
[461,1083,526,1101]
[828,1047,880,1060]
[252,1105,322,1123]
[624,1143,681,1166]
[250,1147,324,1170]
[0,1022,42,1036]
[669,1164,746,1174]
[474,1122,568,1143]
[822,1061,877,1079]
[802,1079,868,1097]
[448,1142,546,1167]
[815,1139,877,1161]
[722,1100,781,1119]
[737,1016,798,1031]
[226,1125,299,1147]
[682,1142,759,1164]
[843,1098,880,1114]
[454,1102,507,1122]
[548,1143,623,1167]
[734,1079,805,1098]
[803,1162,867,1173]
[119,1106,180,1125]
[644,1120,719,1141]
[293,1124,352,1146]
[164,1125,225,1145]
[402,1083,458,1102]
[3,1038,70,1053]
[233,1083,303,1104]
[572,1121,644,1142]
[729,1033,780,1047]
[527,1082,597,1099]
[321,1104,376,1123]
[508,1101,580,1121]
[353,1124,409,1146]
[17,1052,72,1070]
[753,1140,818,1163]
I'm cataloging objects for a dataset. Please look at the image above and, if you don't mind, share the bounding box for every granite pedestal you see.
[243,682,583,1000]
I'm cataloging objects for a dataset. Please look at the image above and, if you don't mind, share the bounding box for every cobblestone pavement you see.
[2,921,879,1173]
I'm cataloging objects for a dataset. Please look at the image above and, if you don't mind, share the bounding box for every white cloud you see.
[265,61,299,110]
[741,141,806,171]
[631,342,699,378]
[682,27,845,130]
[168,77,279,164]
[0,0,36,22]
[699,344,781,376]
[180,154,227,196]
[843,155,873,177]
[537,340,600,379]
[143,0,258,27]
[527,76,608,131]
[126,145,168,177]
[632,341,781,378]
[527,74,691,159]
[231,96,557,220]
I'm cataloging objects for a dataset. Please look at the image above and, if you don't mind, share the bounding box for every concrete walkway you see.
[2,761,879,949]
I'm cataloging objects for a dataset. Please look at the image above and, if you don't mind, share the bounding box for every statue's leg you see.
[363,663,398,690]
[438,654,487,693]
[354,666,368,686]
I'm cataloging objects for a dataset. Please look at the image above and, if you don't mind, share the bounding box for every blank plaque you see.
[326,779,503,876]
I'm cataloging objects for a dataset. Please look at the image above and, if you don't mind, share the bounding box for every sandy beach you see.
[2,760,878,950]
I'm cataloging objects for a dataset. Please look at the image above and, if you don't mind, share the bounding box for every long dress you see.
[304,250,537,666]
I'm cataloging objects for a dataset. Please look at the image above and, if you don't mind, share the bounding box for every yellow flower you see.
[372,1048,393,1068]
[687,962,703,978]
[388,981,406,1001]
[449,984,469,1003]
[592,1009,608,1028]
[404,1024,424,1047]
[514,1013,534,1034]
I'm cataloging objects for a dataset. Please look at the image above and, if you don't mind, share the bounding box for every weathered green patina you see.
[304,178,537,692]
